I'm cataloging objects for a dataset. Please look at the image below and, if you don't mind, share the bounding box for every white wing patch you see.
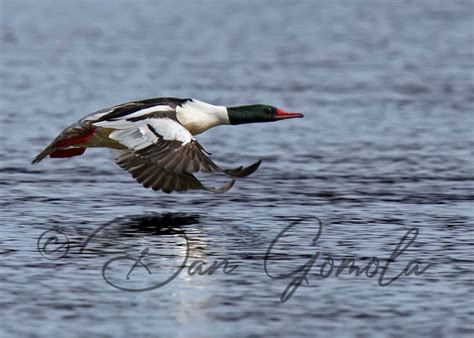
[146,118,191,143]
[94,117,192,152]
[109,127,155,150]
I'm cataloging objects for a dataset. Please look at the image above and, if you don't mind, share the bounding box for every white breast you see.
[176,99,230,135]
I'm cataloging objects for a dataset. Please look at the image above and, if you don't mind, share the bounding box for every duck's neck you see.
[176,99,230,135]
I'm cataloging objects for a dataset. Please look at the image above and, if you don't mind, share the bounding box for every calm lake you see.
[1,0,473,337]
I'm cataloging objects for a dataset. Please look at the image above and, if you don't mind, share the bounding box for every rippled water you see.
[1,0,473,337]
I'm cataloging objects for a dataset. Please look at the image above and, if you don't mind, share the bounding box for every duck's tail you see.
[31,146,54,164]
[32,146,87,164]
[31,126,95,165]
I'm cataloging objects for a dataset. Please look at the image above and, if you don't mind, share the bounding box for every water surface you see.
[1,0,473,337]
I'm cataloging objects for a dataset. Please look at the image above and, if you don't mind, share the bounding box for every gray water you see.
[1,0,473,337]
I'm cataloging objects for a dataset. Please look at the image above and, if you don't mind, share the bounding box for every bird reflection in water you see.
[79,213,204,258]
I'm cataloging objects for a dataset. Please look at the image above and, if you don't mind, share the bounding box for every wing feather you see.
[111,150,234,194]
[95,109,260,194]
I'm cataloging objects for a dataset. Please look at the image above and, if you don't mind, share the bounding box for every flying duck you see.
[32,98,303,193]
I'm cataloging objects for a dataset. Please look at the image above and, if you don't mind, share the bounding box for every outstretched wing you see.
[95,117,225,174]
[112,149,234,193]
[94,114,260,193]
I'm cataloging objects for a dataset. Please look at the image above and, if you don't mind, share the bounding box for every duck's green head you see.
[226,104,304,125]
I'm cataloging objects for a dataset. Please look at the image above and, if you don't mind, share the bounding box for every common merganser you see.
[32,98,303,193]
